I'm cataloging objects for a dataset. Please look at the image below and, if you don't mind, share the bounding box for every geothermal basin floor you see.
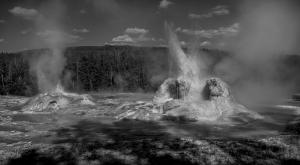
[0,93,299,165]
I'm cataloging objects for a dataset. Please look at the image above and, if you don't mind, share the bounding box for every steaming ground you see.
[0,93,299,164]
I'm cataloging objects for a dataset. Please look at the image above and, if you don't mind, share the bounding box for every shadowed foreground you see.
[6,119,300,165]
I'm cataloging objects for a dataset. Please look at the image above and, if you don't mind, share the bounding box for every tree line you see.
[0,45,173,96]
[4,45,297,96]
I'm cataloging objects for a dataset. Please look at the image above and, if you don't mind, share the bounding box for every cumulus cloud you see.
[112,27,155,44]
[112,34,134,43]
[213,5,229,15]
[9,6,40,20]
[189,5,229,19]
[37,30,81,45]
[125,27,148,35]
[189,13,212,19]
[159,0,173,9]
[200,41,211,47]
[73,28,89,33]
[178,23,240,38]
[0,38,4,42]
[0,20,5,23]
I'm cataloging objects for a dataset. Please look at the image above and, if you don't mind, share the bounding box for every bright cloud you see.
[189,5,229,19]
[178,23,240,38]
[112,34,135,43]
[212,5,230,15]
[0,20,5,23]
[0,38,4,42]
[9,6,39,20]
[125,27,148,35]
[200,41,211,47]
[112,27,155,44]
[159,0,173,9]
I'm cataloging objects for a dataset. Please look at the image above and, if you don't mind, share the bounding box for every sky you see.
[0,0,298,52]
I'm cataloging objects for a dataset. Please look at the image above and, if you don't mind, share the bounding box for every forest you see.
[0,45,299,96]
[0,45,172,96]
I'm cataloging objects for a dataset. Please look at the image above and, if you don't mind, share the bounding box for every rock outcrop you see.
[161,77,262,121]
[153,78,190,104]
[117,77,262,122]
[202,78,230,99]
[22,85,95,113]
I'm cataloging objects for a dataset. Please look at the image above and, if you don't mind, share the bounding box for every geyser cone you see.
[22,84,95,113]
[115,24,263,122]
[153,24,263,121]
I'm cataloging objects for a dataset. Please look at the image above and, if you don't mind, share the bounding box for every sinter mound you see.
[117,77,262,121]
[22,84,95,113]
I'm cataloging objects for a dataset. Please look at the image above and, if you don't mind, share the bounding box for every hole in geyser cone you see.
[22,83,95,113]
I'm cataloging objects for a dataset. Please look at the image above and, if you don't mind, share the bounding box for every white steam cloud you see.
[165,23,207,102]
[10,1,75,92]
[215,0,300,105]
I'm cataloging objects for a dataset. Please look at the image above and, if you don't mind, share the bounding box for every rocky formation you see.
[153,78,191,104]
[117,77,262,122]
[22,85,95,113]
[202,78,230,99]
[115,102,162,121]
[162,77,262,121]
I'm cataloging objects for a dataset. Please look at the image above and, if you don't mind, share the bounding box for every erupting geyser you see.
[117,24,262,122]
[153,24,262,121]
[24,47,95,113]
[20,1,96,113]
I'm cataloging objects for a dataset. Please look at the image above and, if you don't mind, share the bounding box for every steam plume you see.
[165,23,207,102]
[28,1,76,92]
[216,0,300,105]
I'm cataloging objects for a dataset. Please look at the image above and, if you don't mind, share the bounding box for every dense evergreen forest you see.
[0,45,176,96]
[0,45,299,96]
[0,45,168,95]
